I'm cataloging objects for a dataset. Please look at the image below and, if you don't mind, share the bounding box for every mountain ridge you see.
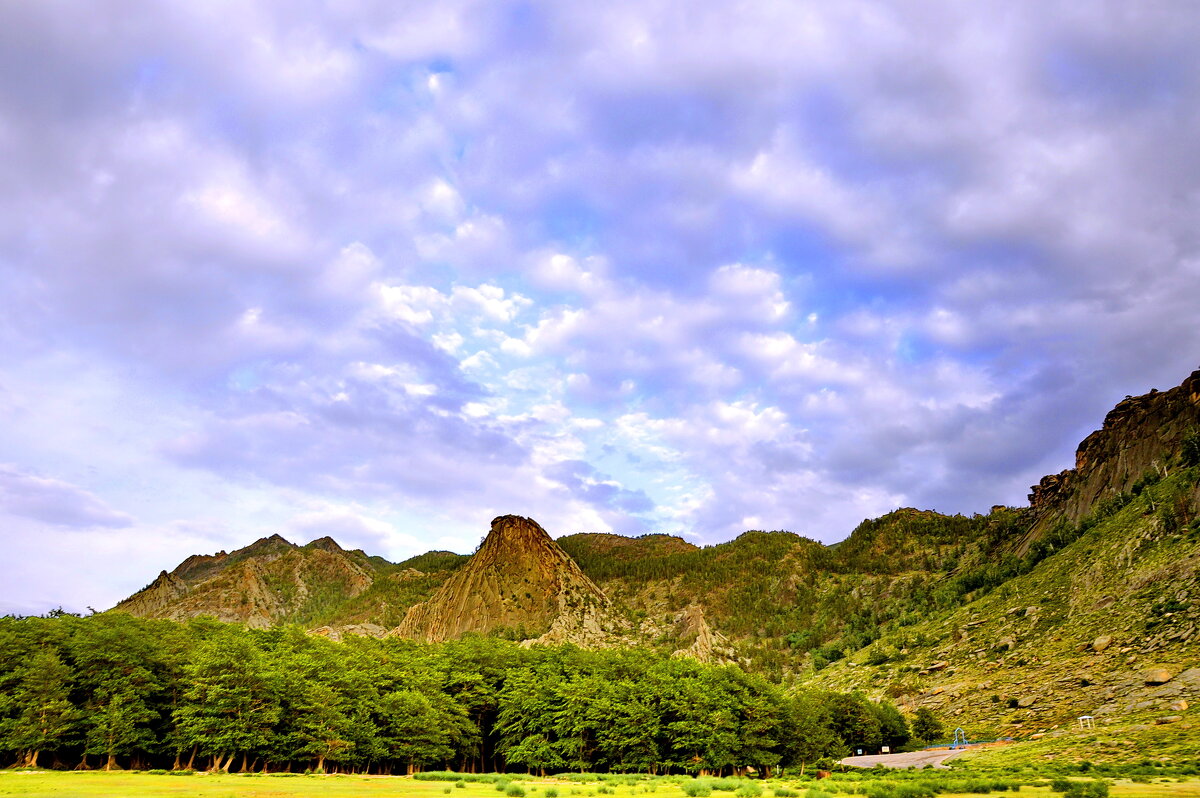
[110,368,1200,726]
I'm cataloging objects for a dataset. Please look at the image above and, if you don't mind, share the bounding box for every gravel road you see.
[840,747,967,769]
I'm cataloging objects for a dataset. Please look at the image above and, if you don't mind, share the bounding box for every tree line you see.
[0,612,926,775]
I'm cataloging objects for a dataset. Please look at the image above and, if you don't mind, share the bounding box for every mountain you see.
[1024,369,1200,549]
[396,515,616,644]
[109,367,1200,738]
[113,533,464,631]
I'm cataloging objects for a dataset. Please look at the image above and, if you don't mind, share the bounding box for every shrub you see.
[682,783,713,797]
[772,789,799,797]
[547,790,559,798]
[418,773,501,783]
[1181,429,1200,467]
[508,787,527,798]
[1064,782,1108,798]
[458,782,467,789]
[735,784,763,798]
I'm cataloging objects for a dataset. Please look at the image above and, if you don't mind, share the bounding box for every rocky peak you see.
[306,535,345,554]
[473,515,577,570]
[1024,368,1200,547]
[114,569,189,617]
[395,515,613,644]
[238,533,297,558]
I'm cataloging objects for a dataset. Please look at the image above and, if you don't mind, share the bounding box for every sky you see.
[2,2,1200,616]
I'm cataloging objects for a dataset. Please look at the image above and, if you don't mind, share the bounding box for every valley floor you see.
[3,770,1200,798]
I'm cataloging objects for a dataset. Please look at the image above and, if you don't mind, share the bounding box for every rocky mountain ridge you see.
[1024,368,1200,550]
[396,515,616,645]
[112,368,1200,709]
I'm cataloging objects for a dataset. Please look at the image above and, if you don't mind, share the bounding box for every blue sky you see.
[2,2,1199,615]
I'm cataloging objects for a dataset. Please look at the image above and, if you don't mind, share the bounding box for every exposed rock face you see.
[395,515,613,644]
[672,603,735,663]
[1024,369,1200,549]
[115,570,189,617]
[113,534,376,627]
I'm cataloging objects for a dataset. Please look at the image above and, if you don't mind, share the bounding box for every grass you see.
[3,771,1200,798]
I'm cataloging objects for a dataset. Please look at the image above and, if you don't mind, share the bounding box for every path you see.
[839,747,967,770]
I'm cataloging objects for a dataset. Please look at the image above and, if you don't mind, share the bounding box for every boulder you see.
[1092,635,1112,652]
[1145,669,1174,685]
[1169,700,1189,712]
[1156,715,1183,725]
[1018,696,1037,708]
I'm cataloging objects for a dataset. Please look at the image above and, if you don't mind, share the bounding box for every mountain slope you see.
[808,464,1200,749]
[395,515,616,644]
[112,535,455,629]
[1025,368,1200,549]
[110,368,1200,723]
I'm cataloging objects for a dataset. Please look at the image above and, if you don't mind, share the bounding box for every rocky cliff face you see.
[113,535,380,628]
[1024,369,1200,549]
[395,515,615,644]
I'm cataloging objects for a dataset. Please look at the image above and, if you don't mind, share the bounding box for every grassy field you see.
[3,771,1200,798]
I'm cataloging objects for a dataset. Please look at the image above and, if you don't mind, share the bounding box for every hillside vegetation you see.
[93,369,1200,759]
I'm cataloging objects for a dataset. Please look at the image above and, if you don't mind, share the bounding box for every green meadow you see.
[3,770,1200,798]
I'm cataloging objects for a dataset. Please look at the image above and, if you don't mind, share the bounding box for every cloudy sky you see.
[3,2,1199,615]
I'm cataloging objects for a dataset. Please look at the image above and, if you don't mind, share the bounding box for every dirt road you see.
[840,747,967,769]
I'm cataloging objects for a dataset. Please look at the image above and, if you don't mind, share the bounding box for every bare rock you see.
[1092,635,1113,652]
[1156,715,1183,725]
[1145,668,1175,685]
[395,515,613,645]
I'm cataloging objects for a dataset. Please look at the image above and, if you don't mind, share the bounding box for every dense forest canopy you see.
[0,613,916,775]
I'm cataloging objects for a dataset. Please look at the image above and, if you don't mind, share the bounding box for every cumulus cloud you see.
[3,1,1200,610]
[0,465,133,529]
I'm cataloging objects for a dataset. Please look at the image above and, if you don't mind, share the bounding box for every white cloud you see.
[0,465,134,529]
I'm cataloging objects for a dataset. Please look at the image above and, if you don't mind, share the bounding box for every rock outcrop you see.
[1024,368,1200,550]
[113,534,377,627]
[395,515,614,644]
[672,603,735,663]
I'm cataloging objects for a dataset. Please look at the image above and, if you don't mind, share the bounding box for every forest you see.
[0,612,921,776]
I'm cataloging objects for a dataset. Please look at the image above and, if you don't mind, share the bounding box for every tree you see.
[378,689,459,773]
[69,614,167,770]
[871,700,910,750]
[2,649,79,768]
[174,630,279,772]
[911,708,943,744]
[825,693,881,753]
[778,691,839,775]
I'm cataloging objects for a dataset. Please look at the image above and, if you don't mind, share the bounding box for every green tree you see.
[871,700,910,750]
[1,648,79,767]
[825,693,881,753]
[911,708,943,743]
[778,691,840,775]
[69,614,166,770]
[175,630,279,772]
